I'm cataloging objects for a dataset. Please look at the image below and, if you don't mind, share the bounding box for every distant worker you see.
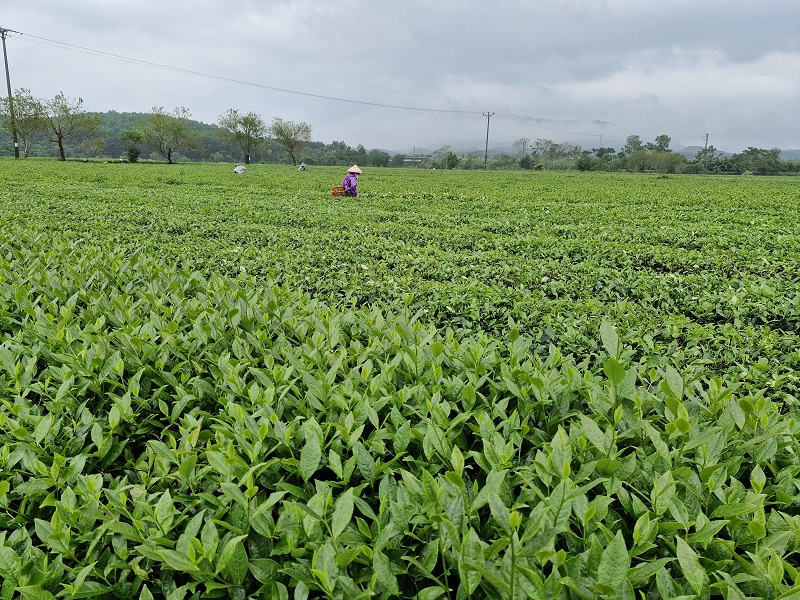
[342,165,362,197]
[299,162,306,171]
[233,164,246,174]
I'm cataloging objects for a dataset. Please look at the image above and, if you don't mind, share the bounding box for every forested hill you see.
[0,110,384,165]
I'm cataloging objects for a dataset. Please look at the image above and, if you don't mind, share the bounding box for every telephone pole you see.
[482,111,494,169]
[702,133,709,149]
[1,27,20,159]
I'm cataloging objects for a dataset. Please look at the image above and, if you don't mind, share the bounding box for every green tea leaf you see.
[34,414,53,445]
[393,422,411,454]
[0,546,21,580]
[16,586,56,600]
[373,548,398,594]
[597,530,629,590]
[579,414,608,453]
[299,431,322,482]
[600,320,620,359]
[215,534,248,575]
[224,538,249,586]
[154,490,175,534]
[355,442,376,483]
[664,366,684,400]
[472,470,507,511]
[676,537,708,596]
[417,587,446,600]
[331,488,354,538]
[488,493,510,534]
[603,358,627,386]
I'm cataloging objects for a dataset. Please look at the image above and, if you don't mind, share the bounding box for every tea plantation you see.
[1,160,799,599]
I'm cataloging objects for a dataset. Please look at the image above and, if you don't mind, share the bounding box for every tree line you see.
[393,136,797,175]
[1,89,797,174]
[0,89,385,167]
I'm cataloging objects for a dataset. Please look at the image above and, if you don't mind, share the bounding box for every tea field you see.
[1,160,800,599]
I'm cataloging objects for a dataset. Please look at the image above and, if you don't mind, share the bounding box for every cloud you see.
[2,0,798,152]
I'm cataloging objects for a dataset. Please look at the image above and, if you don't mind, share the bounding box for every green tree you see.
[649,151,684,173]
[0,88,46,158]
[120,128,146,163]
[81,135,106,158]
[621,134,643,157]
[367,148,390,167]
[576,155,595,171]
[626,148,651,172]
[692,146,729,173]
[592,147,616,159]
[141,107,202,164]
[217,109,266,164]
[646,134,671,152]
[267,118,312,165]
[389,153,407,168]
[42,92,99,161]
[533,139,582,169]
[432,145,458,169]
[730,147,784,175]
[494,154,517,168]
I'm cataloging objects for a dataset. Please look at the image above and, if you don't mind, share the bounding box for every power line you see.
[494,113,626,139]
[15,30,482,115]
[7,27,627,142]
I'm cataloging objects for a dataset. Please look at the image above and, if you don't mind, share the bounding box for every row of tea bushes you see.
[1,223,799,598]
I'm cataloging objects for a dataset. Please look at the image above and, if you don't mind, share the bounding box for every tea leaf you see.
[215,534,248,575]
[579,415,608,453]
[0,546,21,580]
[676,537,708,596]
[16,587,56,600]
[331,488,354,538]
[154,490,175,534]
[600,321,620,360]
[597,531,629,591]
[224,538,249,586]
[603,358,627,386]
[299,431,322,482]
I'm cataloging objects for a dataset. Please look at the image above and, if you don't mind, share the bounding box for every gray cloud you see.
[3,0,798,152]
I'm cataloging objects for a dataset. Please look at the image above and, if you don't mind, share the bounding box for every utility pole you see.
[703,133,709,149]
[482,111,494,169]
[0,27,20,159]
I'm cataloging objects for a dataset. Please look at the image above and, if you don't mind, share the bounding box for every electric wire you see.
[9,28,627,140]
[493,114,625,140]
[16,31,482,115]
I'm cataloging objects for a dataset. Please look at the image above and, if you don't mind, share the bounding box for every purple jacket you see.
[342,172,359,197]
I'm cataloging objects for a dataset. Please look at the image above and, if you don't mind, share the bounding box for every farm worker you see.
[342,165,362,197]
[233,164,246,174]
[299,162,306,171]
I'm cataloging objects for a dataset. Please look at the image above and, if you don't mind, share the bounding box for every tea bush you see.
[1,162,800,598]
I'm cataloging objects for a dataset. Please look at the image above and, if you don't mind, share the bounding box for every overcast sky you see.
[3,0,799,153]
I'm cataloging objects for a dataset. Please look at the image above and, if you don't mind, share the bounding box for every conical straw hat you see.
[347,165,362,173]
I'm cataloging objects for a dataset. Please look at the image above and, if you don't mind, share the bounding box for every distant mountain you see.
[780,149,800,160]
[674,146,735,159]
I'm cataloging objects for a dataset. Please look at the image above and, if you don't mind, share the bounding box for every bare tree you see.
[42,92,99,160]
[512,137,531,159]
